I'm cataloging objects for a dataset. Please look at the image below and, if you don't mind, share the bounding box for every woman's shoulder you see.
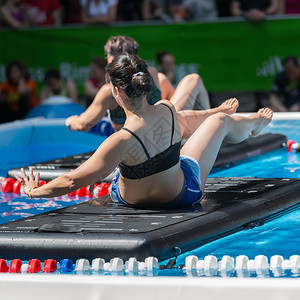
[101,127,140,160]
[110,127,134,143]
[154,99,174,109]
[99,128,133,153]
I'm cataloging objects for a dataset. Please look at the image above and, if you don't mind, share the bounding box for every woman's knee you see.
[208,112,228,125]
[181,73,202,85]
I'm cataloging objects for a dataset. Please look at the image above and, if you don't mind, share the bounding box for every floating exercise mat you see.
[0,177,299,262]
[7,133,287,181]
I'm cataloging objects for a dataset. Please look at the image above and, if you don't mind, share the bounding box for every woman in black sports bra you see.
[16,54,273,208]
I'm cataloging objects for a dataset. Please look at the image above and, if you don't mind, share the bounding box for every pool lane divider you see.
[0,257,159,275]
[287,140,300,152]
[0,255,300,278]
[0,177,300,263]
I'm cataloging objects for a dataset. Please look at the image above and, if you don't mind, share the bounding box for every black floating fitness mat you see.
[0,177,299,262]
[7,133,287,181]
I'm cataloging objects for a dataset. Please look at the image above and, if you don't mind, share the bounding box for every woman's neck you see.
[124,97,149,120]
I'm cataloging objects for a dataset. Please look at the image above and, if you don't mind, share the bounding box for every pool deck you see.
[1,274,300,300]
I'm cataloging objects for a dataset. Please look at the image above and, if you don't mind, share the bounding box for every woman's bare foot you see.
[251,107,273,136]
[218,98,239,115]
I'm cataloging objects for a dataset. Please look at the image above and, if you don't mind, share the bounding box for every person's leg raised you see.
[180,108,273,190]
[171,74,210,111]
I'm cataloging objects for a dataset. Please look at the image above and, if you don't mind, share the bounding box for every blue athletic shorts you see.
[109,155,203,208]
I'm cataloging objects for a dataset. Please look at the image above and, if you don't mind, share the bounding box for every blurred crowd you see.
[1,51,299,124]
[0,0,299,29]
[0,56,107,123]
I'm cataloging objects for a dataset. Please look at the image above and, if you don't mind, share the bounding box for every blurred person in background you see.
[0,0,30,28]
[80,0,118,25]
[117,0,144,21]
[168,0,217,21]
[183,0,218,21]
[168,0,187,21]
[156,51,184,88]
[280,0,300,15]
[84,57,106,107]
[0,60,38,123]
[60,0,82,24]
[117,0,153,21]
[156,50,210,110]
[230,0,281,22]
[269,55,300,112]
[21,0,62,26]
[40,69,79,103]
[215,0,231,17]
[117,0,172,22]
[142,0,173,22]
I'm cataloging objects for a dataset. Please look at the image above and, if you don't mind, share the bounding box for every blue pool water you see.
[210,120,300,179]
[0,119,104,223]
[165,119,300,277]
[0,119,300,277]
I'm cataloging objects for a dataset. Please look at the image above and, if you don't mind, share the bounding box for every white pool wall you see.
[1,274,300,300]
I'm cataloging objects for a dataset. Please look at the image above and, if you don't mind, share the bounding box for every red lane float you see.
[1,177,111,198]
[287,140,300,153]
[28,259,42,273]
[0,259,9,273]
[43,259,58,273]
[10,259,23,273]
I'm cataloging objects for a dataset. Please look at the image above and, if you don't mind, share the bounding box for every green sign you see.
[0,18,299,93]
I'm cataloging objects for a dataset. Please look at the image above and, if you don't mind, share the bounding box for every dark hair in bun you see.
[104,36,139,57]
[105,54,152,108]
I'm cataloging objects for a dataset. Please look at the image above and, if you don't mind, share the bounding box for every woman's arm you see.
[52,7,62,25]
[277,0,285,14]
[266,0,281,14]
[230,0,242,16]
[15,132,126,198]
[0,6,23,28]
[66,84,116,131]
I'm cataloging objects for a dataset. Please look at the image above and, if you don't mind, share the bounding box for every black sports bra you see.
[119,103,180,179]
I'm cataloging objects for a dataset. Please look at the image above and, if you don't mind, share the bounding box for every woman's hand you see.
[15,167,40,197]
[65,115,85,131]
